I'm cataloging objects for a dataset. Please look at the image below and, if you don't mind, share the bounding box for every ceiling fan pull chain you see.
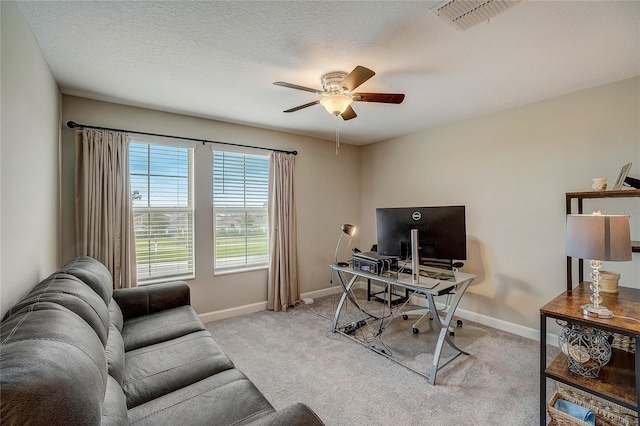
[335,115,340,155]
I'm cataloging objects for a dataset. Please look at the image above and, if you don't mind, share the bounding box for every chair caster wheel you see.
[457,320,463,327]
[402,315,408,320]
[449,331,455,336]
[429,317,434,321]
[412,327,419,335]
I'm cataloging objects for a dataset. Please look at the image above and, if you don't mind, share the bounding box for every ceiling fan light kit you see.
[274,65,405,121]
[319,94,353,116]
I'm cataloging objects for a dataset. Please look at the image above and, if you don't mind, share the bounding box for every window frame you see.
[212,147,270,275]
[129,136,196,284]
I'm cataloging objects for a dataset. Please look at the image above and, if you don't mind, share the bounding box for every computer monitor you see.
[375,206,467,261]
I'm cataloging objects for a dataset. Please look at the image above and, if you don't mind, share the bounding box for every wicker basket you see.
[611,333,635,354]
[556,383,638,426]
[548,391,595,426]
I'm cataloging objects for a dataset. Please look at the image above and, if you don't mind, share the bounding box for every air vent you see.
[431,0,523,31]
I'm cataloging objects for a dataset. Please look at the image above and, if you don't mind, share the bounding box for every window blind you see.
[213,151,269,271]
[130,142,194,281]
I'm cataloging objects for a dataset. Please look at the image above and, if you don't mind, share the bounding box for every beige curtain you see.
[267,152,298,311]
[75,129,137,289]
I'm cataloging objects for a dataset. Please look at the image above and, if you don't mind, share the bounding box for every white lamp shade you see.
[565,214,632,261]
[320,94,352,115]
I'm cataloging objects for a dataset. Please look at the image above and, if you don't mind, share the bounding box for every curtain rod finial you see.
[67,121,79,129]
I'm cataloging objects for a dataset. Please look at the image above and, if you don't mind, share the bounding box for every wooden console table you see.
[540,283,640,425]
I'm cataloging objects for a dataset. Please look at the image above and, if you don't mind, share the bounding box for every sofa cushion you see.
[241,403,325,426]
[4,273,110,346]
[0,302,107,426]
[60,255,113,304]
[101,375,129,426]
[123,330,235,408]
[106,323,126,385]
[121,305,205,351]
[113,281,191,321]
[109,299,124,331]
[127,369,275,426]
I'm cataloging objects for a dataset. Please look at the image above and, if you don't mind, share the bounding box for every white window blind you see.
[130,141,194,282]
[213,151,269,271]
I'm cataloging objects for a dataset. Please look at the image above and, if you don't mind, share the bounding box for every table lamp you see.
[335,224,356,267]
[565,213,632,318]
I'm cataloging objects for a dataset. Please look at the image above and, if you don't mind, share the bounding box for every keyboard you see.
[398,267,454,281]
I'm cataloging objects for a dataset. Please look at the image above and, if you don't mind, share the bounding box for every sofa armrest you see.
[112,281,191,320]
[245,403,324,426]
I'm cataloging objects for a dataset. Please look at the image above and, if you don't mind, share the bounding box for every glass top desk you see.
[330,263,476,385]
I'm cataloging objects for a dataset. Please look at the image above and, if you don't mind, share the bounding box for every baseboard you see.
[362,281,559,346]
[199,281,559,347]
[198,285,342,323]
[199,301,267,323]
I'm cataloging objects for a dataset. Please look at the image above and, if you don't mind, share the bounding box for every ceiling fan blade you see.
[341,66,375,92]
[353,92,405,104]
[341,105,357,121]
[283,100,319,113]
[274,81,320,94]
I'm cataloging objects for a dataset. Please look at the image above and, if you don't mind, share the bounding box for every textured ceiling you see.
[17,1,640,146]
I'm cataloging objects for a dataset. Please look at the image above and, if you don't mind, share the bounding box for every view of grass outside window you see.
[213,151,269,271]
[130,141,194,282]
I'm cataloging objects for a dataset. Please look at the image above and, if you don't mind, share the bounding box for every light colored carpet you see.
[206,289,558,426]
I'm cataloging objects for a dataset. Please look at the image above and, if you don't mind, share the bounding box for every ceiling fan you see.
[274,66,405,121]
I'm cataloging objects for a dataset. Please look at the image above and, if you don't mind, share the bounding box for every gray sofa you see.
[0,256,323,426]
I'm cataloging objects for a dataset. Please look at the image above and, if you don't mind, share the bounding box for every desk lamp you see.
[335,224,356,267]
[565,213,632,318]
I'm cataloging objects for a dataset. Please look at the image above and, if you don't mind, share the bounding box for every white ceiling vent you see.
[431,0,523,31]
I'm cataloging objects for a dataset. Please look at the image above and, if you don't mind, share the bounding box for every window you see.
[130,141,194,282]
[213,151,269,272]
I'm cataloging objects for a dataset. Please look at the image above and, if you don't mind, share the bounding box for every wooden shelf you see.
[543,190,640,425]
[565,189,640,199]
[541,283,640,424]
[546,348,637,410]
[541,283,640,336]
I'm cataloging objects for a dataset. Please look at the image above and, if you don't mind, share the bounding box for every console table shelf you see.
[540,189,640,425]
[540,283,640,424]
[546,348,636,409]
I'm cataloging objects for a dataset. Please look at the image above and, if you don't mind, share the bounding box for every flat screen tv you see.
[376,206,466,261]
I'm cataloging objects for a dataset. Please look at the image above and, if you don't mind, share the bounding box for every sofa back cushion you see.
[0,302,108,425]
[105,323,126,385]
[109,299,124,332]
[60,256,114,304]
[101,375,128,426]
[4,273,111,346]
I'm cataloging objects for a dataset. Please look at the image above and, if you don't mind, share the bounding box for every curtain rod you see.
[66,121,297,155]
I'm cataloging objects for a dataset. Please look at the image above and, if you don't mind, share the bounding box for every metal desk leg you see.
[331,270,359,333]
[635,336,640,420]
[425,279,472,385]
[540,312,547,426]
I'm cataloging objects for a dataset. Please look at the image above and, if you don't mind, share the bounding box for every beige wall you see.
[2,0,638,334]
[60,96,361,315]
[1,2,61,317]
[361,76,640,332]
